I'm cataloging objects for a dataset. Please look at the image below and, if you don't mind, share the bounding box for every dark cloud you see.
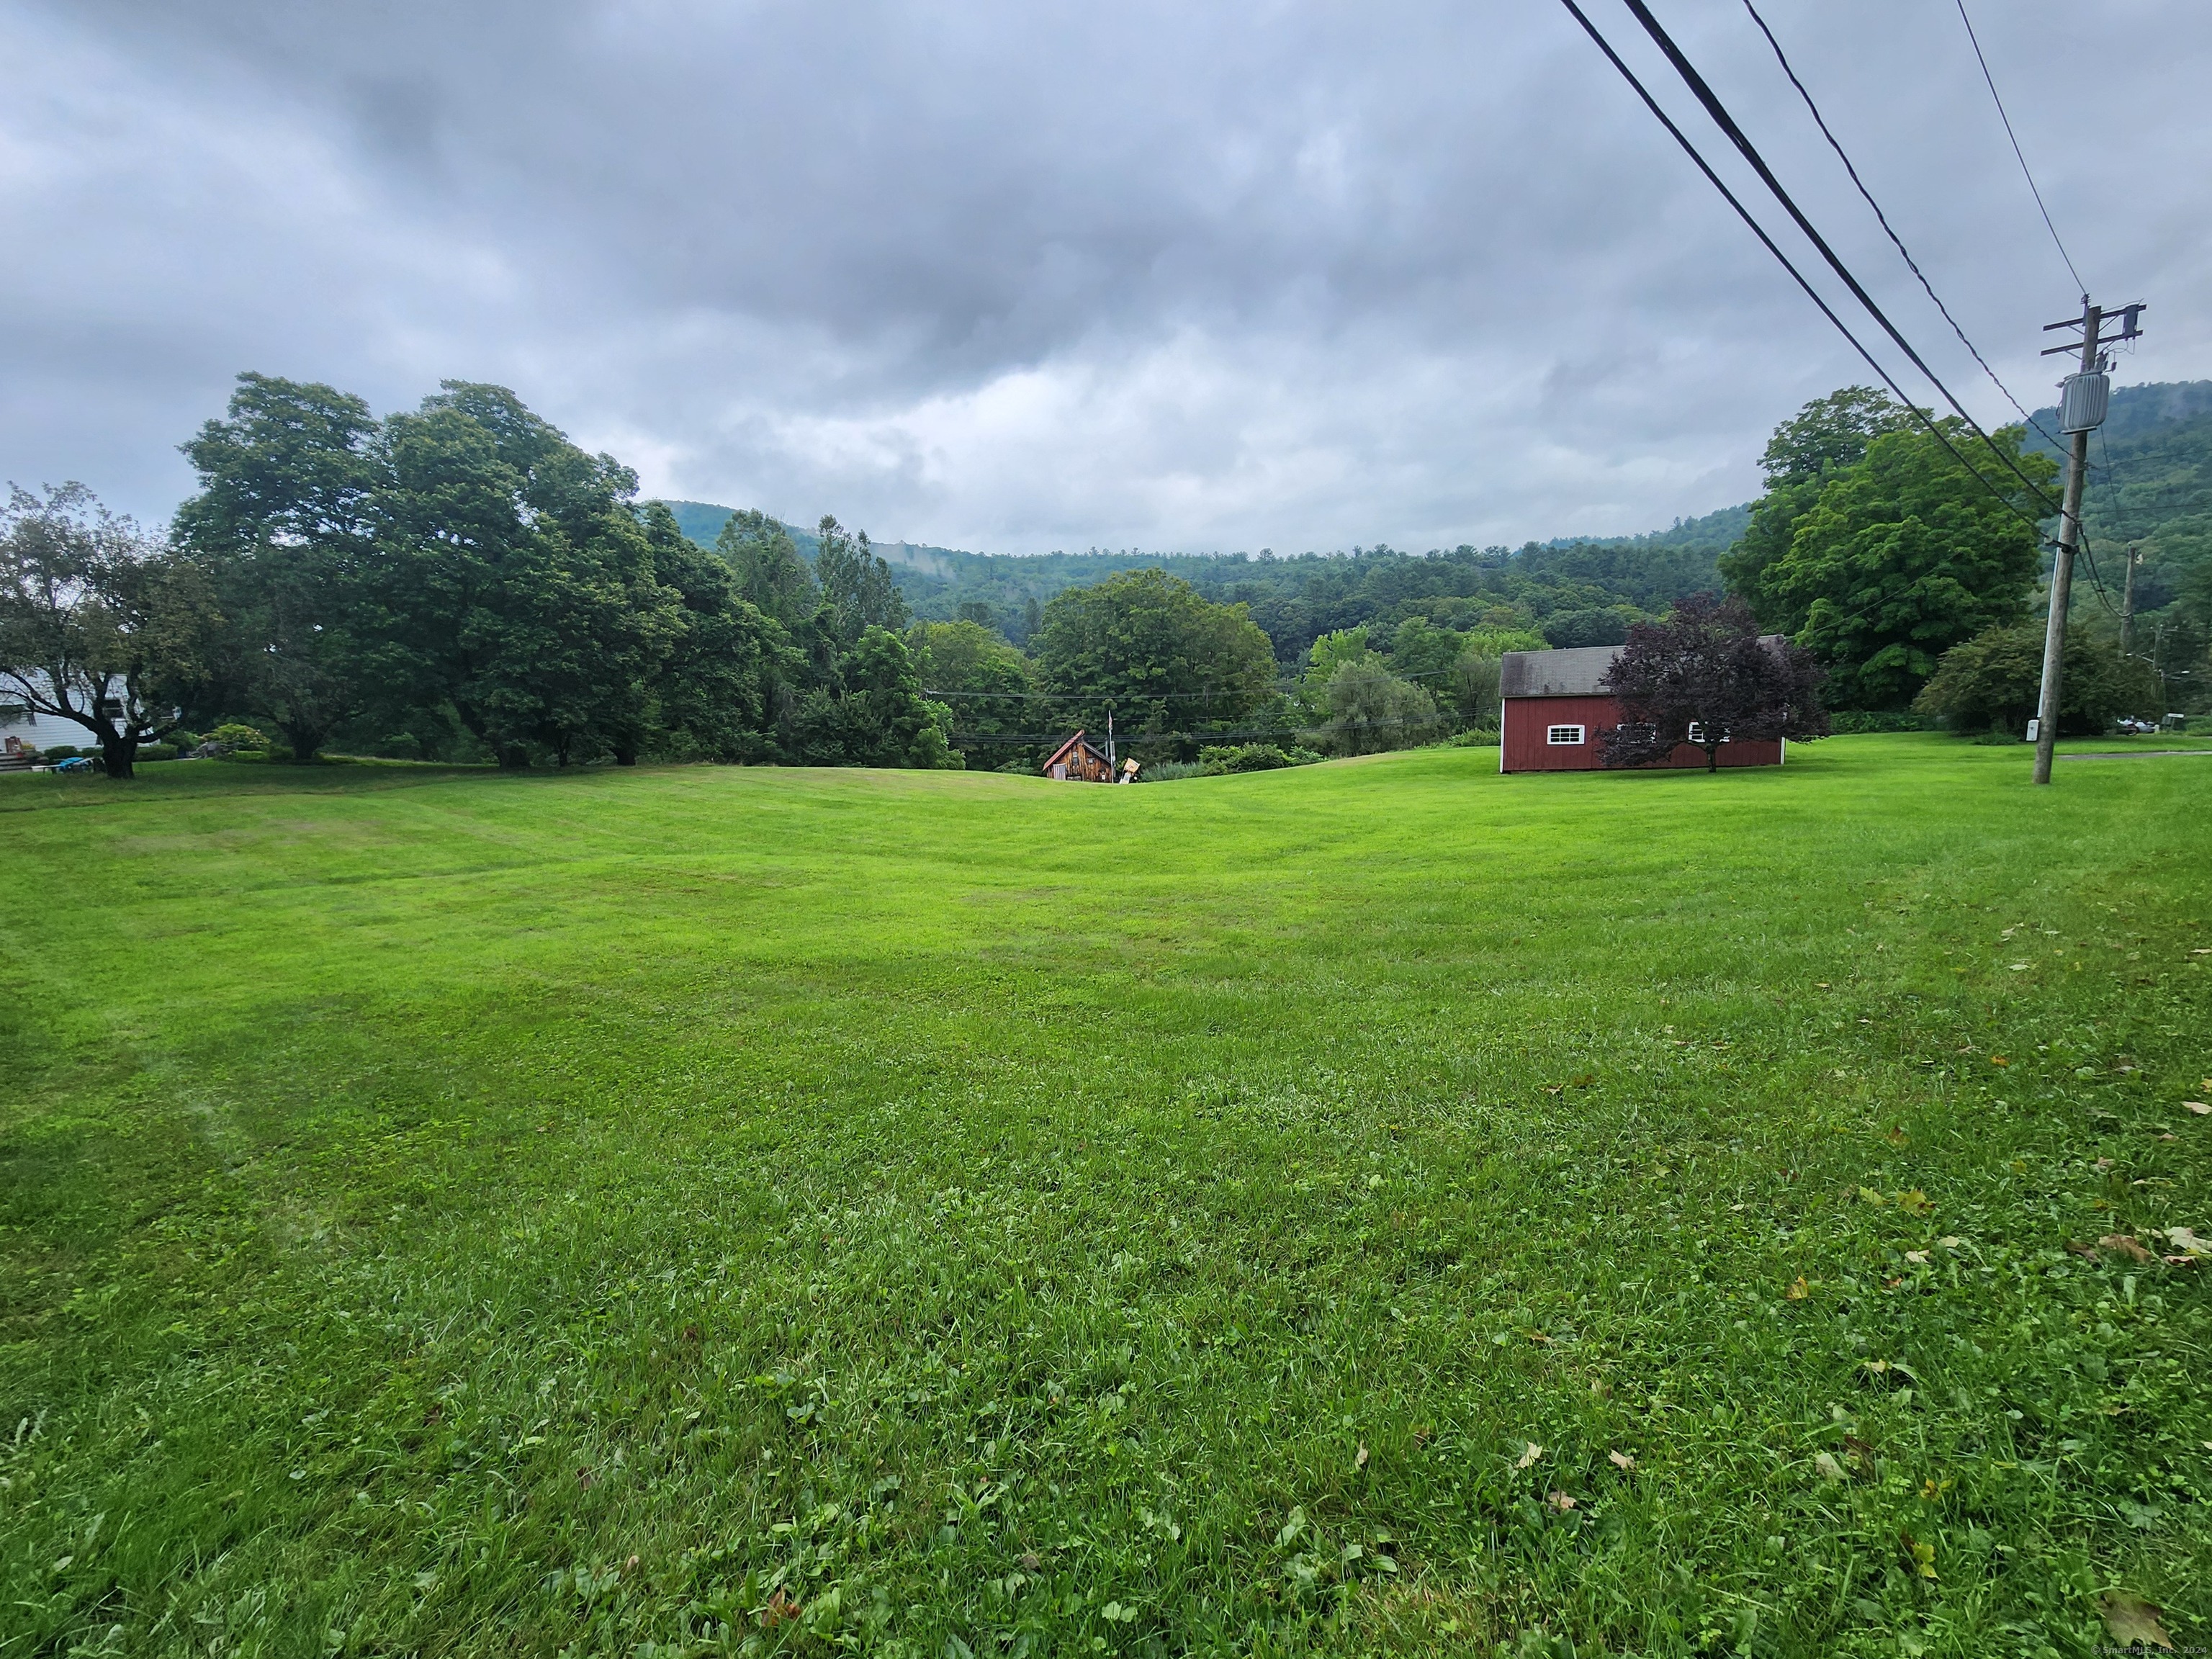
[4,0,2207,551]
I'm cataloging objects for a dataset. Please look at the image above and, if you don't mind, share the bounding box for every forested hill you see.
[2022,379,2212,642]
[666,499,1750,661]
[2025,379,2212,557]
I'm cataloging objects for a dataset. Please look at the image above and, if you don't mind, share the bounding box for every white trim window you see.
[1686,721,1730,745]
[1546,724,1585,746]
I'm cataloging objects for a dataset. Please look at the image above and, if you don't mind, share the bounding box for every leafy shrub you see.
[135,744,179,762]
[38,745,81,761]
[1447,727,1501,747]
[1826,710,1933,734]
[210,723,270,750]
[1315,661,1443,755]
[1195,743,1316,775]
[1915,625,2161,737]
[1137,760,1205,782]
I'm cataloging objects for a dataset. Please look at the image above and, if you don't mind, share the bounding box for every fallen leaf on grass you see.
[1516,1442,1543,1470]
[1904,1250,1929,1265]
[2098,1235,2159,1263]
[1896,1189,1932,1215]
[2184,1102,2212,1116]
[1938,1235,1962,1249]
[760,1588,802,1627]
[2100,1591,2175,1651]
[1786,1276,1809,1300]
[1813,1452,1845,1483]
[2164,1227,2211,1256]
[1608,1449,1637,1471]
[577,1468,595,1489]
[1546,1491,1575,1511]
[1990,1056,2010,1067]
[1354,1442,1369,1471]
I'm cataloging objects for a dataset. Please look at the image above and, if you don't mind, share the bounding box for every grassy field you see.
[1,737,2208,1658]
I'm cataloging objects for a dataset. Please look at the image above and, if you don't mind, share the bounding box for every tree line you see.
[1,375,959,778]
[5,373,2180,782]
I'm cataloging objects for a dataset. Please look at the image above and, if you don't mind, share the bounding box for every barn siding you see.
[1501,696,1783,773]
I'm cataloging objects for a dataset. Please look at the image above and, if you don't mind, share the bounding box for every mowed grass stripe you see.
[0,735,2206,1656]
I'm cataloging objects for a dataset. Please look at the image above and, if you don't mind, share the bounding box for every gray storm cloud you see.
[4,0,2206,552]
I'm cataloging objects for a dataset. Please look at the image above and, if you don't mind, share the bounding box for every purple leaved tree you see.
[1600,594,1828,772]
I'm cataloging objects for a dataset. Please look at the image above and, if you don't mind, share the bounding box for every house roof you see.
[1499,645,1623,698]
[1500,636,1789,698]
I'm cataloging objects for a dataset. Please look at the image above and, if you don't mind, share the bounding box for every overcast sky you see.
[4,1,2205,554]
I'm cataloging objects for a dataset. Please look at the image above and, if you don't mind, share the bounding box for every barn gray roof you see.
[1499,645,1621,698]
[1499,636,1791,698]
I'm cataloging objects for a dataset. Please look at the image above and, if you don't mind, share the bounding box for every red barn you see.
[1498,644,1786,773]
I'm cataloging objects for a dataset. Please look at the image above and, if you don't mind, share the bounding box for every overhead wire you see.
[1550,0,2054,555]
[1737,0,2059,450]
[1954,0,2086,295]
[1612,0,2059,516]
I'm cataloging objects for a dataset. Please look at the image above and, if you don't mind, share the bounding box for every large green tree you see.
[791,626,960,769]
[1914,622,2160,737]
[814,516,908,647]
[1314,659,1442,755]
[373,385,681,768]
[909,619,1034,766]
[1721,387,1909,630]
[715,511,816,631]
[173,373,382,760]
[0,484,218,778]
[1761,421,2054,709]
[637,503,800,763]
[1030,569,1278,756]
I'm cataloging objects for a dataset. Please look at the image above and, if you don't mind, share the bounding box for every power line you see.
[1738,0,2059,450]
[1552,0,2054,550]
[1954,0,2085,295]
[1614,0,2059,516]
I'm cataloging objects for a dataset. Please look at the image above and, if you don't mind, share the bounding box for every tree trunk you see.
[279,719,328,763]
[612,736,639,766]
[100,734,139,780]
[497,744,531,770]
[1706,744,1719,773]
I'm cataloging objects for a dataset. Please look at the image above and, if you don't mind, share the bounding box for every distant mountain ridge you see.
[660,498,1753,620]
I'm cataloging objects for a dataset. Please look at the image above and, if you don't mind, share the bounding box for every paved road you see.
[2056,749,2212,761]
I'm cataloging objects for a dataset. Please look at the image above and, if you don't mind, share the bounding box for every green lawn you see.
[2,737,2208,1658]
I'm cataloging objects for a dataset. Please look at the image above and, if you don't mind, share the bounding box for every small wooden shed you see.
[1042,730,1115,782]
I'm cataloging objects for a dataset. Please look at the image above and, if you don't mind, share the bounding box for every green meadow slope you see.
[2,740,2209,1655]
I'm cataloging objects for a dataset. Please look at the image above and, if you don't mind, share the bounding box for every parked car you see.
[2116,717,2161,735]
[51,755,94,773]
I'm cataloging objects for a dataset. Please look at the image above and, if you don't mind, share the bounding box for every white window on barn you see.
[1546,724,1585,745]
[1686,721,1730,745]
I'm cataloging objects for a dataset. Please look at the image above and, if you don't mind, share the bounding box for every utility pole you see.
[2119,545,2139,655]
[2031,296,2144,785]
